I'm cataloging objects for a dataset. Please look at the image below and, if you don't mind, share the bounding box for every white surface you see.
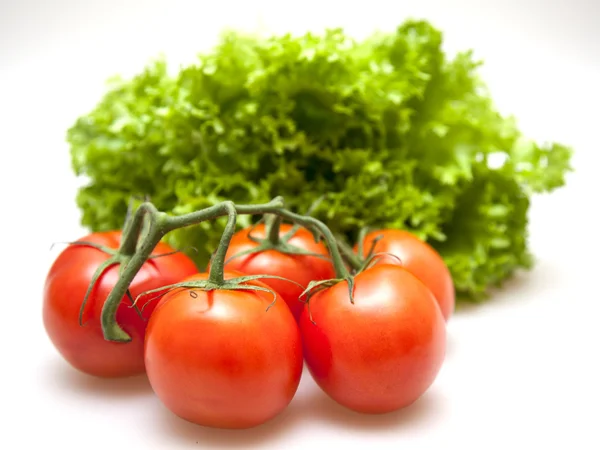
[2,1,600,449]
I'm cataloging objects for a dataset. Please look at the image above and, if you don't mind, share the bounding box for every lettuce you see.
[68,20,572,301]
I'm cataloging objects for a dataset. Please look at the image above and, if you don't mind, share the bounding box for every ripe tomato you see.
[356,229,455,320]
[43,231,198,378]
[300,264,446,414]
[144,272,303,429]
[222,223,335,320]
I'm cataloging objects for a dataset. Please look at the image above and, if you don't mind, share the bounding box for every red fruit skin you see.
[222,224,336,320]
[43,231,198,378]
[357,229,455,320]
[300,264,446,414]
[144,271,303,429]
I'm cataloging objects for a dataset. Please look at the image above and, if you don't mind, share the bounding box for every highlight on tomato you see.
[356,229,455,320]
[221,218,335,320]
[300,264,446,414]
[43,231,198,378]
[144,272,303,429]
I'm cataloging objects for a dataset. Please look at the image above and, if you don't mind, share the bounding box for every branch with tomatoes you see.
[43,195,452,429]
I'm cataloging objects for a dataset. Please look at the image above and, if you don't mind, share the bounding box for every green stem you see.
[163,197,284,232]
[336,236,363,271]
[102,209,168,342]
[119,203,161,256]
[273,210,351,280]
[356,227,369,260]
[208,202,236,284]
[100,195,353,342]
[102,197,285,342]
[266,214,283,245]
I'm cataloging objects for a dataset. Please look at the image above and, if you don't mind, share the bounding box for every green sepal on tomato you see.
[220,220,335,320]
[43,231,198,378]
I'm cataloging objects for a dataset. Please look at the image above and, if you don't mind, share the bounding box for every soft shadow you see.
[159,380,441,447]
[298,387,441,431]
[158,395,306,448]
[43,358,151,398]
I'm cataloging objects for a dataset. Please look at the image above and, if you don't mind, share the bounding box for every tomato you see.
[300,264,446,414]
[43,231,198,378]
[144,271,303,429]
[222,223,336,320]
[356,229,455,320]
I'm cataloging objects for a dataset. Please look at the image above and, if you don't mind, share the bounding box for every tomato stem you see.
[266,214,282,245]
[356,227,369,260]
[102,220,166,341]
[335,236,363,271]
[99,196,350,342]
[102,197,285,342]
[208,202,236,284]
[271,210,350,280]
[118,202,162,256]
[338,228,386,273]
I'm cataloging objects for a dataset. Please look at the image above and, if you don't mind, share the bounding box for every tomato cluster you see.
[43,219,453,429]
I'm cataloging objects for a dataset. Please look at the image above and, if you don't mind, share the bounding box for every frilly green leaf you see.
[68,20,572,301]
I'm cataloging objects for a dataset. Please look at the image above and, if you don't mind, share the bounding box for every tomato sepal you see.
[300,275,356,324]
[134,274,305,312]
[224,211,329,265]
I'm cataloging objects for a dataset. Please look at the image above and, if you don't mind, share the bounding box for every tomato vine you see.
[100,196,353,342]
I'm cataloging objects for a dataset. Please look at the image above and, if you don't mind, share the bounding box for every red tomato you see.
[222,224,336,320]
[144,272,303,429]
[43,231,198,378]
[300,264,446,414]
[356,229,455,320]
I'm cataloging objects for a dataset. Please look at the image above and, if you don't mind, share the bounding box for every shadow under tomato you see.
[159,377,443,447]
[43,357,152,398]
[156,365,313,447]
[158,396,307,449]
[296,386,444,431]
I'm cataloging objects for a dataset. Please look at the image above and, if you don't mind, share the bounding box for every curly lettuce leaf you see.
[68,20,572,301]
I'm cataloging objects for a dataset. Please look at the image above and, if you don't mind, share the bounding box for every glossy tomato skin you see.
[144,272,303,429]
[222,224,335,320]
[43,231,198,378]
[300,264,446,414]
[357,229,455,320]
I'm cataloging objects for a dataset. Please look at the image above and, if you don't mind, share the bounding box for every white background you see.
[1,1,600,448]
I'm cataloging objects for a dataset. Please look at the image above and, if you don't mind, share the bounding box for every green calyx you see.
[133,274,305,313]
[292,228,408,322]
[226,196,330,264]
[299,276,356,325]
[225,214,332,265]
[336,227,403,274]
